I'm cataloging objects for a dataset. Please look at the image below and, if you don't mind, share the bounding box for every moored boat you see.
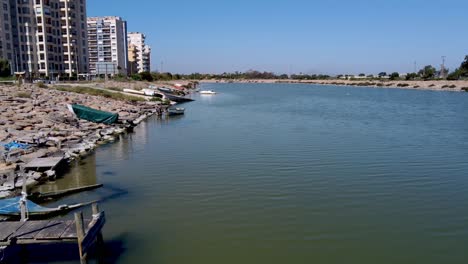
[163,93,194,103]
[200,90,217,95]
[167,107,185,116]
[0,197,95,220]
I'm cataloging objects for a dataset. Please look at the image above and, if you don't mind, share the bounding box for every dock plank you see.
[24,157,63,169]
[12,221,52,240]
[61,220,91,239]
[0,222,26,241]
[35,220,73,240]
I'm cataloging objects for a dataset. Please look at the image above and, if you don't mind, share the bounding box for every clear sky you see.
[88,0,468,75]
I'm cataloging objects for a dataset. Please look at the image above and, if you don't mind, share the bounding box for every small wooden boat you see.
[28,184,104,203]
[200,90,217,95]
[167,107,185,116]
[157,87,176,94]
[0,197,96,220]
[163,93,194,103]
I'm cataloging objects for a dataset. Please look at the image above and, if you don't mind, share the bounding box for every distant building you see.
[87,16,128,76]
[127,32,151,73]
[0,0,88,78]
[127,43,138,75]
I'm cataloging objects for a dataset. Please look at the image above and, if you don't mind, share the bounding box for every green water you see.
[23,83,468,263]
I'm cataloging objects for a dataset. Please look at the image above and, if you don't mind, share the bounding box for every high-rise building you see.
[127,32,151,73]
[0,0,88,78]
[60,0,89,77]
[0,0,14,71]
[87,16,128,75]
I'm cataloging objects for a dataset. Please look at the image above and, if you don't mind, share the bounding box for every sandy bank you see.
[200,79,468,92]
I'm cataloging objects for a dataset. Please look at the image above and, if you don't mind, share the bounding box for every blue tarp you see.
[1,142,30,151]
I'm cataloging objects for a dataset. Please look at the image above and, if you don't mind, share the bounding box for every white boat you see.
[199,90,217,95]
[167,107,185,116]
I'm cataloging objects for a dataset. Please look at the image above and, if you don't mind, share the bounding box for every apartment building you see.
[60,0,89,77]
[0,0,88,78]
[127,32,151,73]
[0,0,13,70]
[87,16,128,75]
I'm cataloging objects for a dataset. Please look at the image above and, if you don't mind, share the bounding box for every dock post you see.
[92,203,105,263]
[75,212,87,264]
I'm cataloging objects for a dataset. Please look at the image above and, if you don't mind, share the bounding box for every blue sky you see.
[88,0,468,75]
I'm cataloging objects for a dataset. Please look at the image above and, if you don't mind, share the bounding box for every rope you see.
[0,246,5,263]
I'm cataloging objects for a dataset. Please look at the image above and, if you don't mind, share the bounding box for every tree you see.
[139,71,153,82]
[418,65,436,80]
[457,55,468,78]
[358,73,365,77]
[447,69,461,80]
[0,59,11,77]
[378,72,387,77]
[405,73,418,80]
[389,72,399,80]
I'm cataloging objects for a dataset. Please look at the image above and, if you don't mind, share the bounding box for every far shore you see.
[199,79,468,92]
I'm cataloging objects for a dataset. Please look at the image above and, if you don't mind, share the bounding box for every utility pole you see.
[160,61,164,73]
[414,61,417,73]
[441,56,447,78]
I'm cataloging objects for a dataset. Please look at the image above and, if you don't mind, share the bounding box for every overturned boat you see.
[69,104,119,125]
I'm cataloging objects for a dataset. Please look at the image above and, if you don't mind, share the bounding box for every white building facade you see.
[87,16,128,75]
[127,32,151,73]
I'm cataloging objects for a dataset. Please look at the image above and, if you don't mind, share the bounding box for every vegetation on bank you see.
[116,55,468,82]
[53,85,146,102]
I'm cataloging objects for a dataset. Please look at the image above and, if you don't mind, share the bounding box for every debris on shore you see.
[0,84,165,198]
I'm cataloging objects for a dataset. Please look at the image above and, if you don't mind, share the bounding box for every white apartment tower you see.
[0,0,88,78]
[127,32,151,73]
[60,0,89,77]
[87,16,128,75]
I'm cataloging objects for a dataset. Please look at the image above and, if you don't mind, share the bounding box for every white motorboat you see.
[199,90,217,95]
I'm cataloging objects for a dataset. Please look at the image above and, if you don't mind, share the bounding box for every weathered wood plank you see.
[35,220,72,240]
[24,157,63,169]
[12,220,52,240]
[60,220,77,239]
[0,222,26,241]
[81,213,106,254]
[61,219,91,239]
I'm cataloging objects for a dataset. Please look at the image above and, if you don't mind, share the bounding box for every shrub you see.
[413,86,420,88]
[428,84,435,87]
[461,87,468,92]
[397,83,409,87]
[36,82,48,88]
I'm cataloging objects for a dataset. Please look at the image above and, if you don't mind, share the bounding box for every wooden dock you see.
[24,157,64,171]
[0,203,105,263]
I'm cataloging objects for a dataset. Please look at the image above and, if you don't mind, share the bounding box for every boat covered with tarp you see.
[0,197,95,219]
[69,104,119,125]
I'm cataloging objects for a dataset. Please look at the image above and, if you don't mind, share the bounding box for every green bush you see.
[37,82,48,88]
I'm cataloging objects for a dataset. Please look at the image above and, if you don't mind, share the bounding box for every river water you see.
[29,83,468,263]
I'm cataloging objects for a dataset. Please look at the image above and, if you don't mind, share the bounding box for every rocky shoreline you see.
[0,84,163,198]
